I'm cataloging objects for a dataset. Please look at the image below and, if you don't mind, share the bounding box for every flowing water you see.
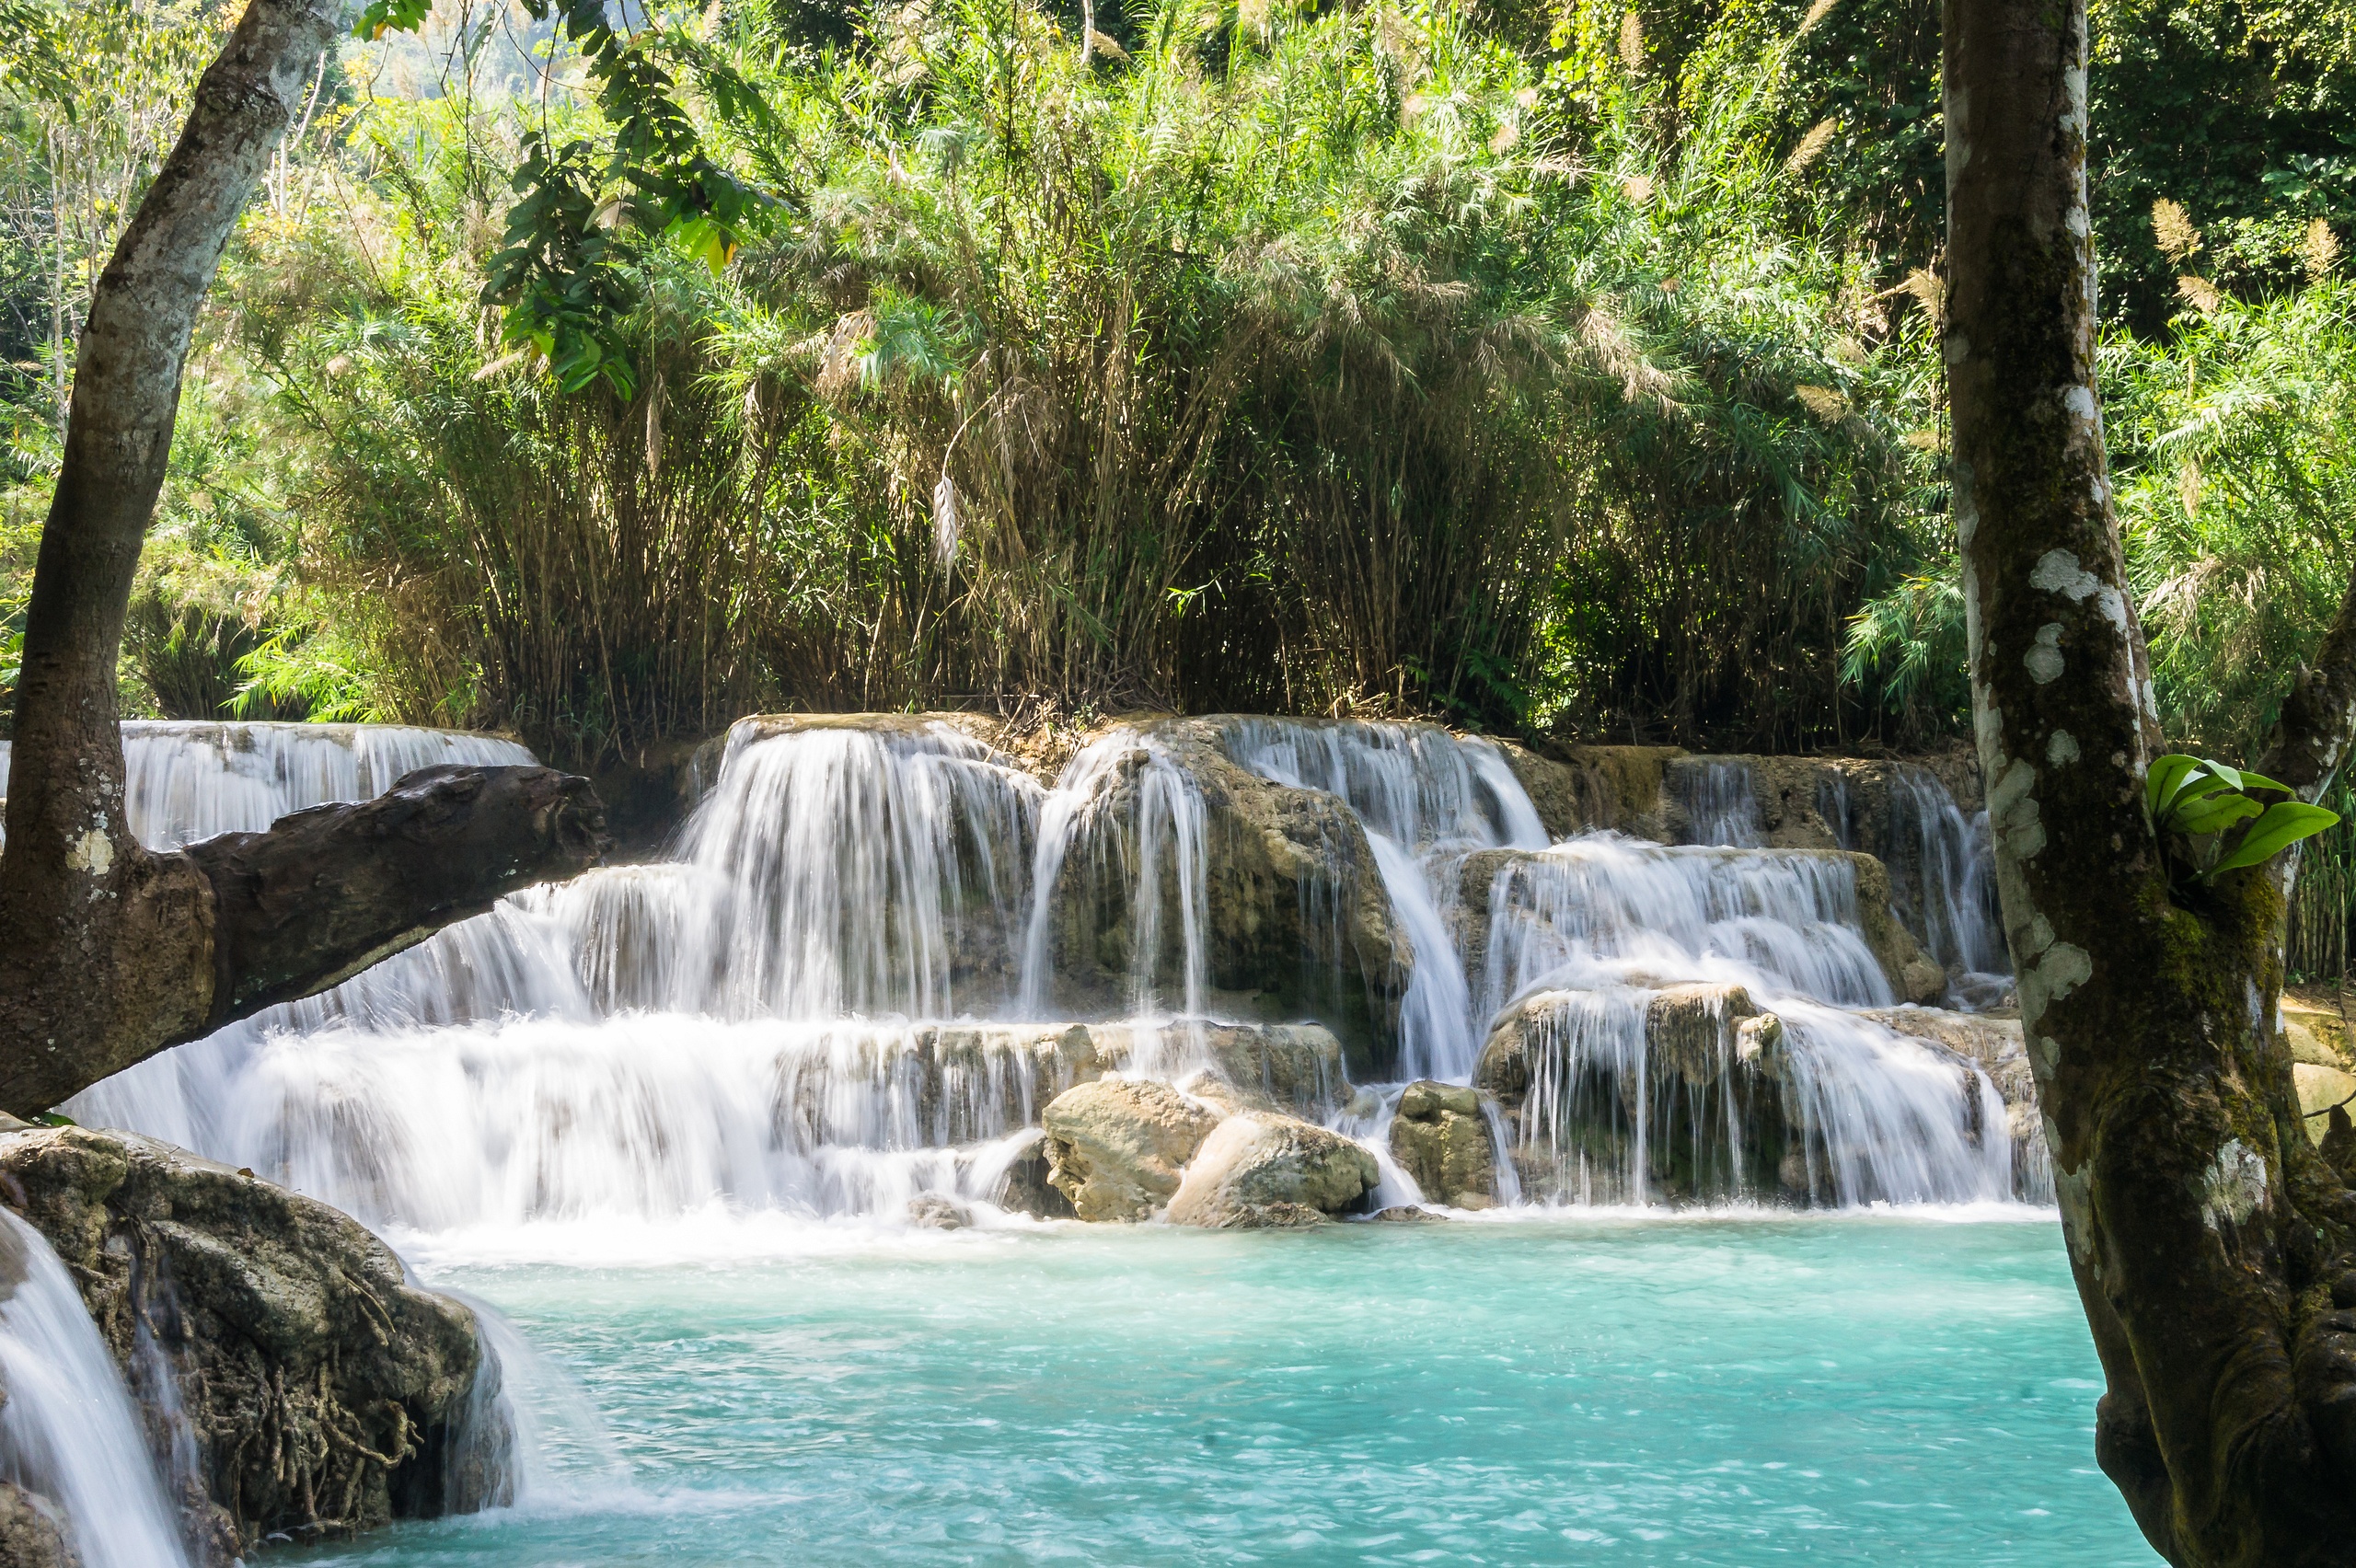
[0,721,533,849]
[0,1211,194,1568]
[6,717,2126,1564]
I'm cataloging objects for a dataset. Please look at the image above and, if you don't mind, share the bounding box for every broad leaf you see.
[2209,802,2342,879]
[2171,791,2263,837]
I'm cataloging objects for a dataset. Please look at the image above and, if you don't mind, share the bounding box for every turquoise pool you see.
[295,1210,2157,1566]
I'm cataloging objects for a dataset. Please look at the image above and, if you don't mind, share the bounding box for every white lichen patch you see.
[2201,1138,2269,1231]
[2026,623,2066,684]
[65,827,113,877]
[1988,756,2047,861]
[2061,386,2097,421]
[2047,730,2081,766]
[2028,548,2130,631]
[2054,1161,2096,1266]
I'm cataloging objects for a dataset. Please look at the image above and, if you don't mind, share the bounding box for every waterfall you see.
[0,721,534,851]
[1220,719,1547,1081]
[1473,836,2012,1205]
[1480,838,1895,1015]
[0,1210,193,1568]
[1677,760,1763,847]
[65,715,2033,1227]
[1020,731,1208,1026]
[1883,767,2008,979]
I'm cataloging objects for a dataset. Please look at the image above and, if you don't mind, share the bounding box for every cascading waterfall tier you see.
[1221,718,1547,1081]
[67,713,2034,1229]
[1467,836,2016,1205]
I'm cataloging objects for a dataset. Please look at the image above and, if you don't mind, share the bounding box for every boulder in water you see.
[1387,1081,1500,1209]
[990,1129,1078,1219]
[907,1193,974,1229]
[0,1126,497,1561]
[1165,1113,1380,1228]
[1040,1078,1222,1221]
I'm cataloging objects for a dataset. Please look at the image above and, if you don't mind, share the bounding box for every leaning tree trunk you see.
[0,0,605,1118]
[1946,0,2356,1561]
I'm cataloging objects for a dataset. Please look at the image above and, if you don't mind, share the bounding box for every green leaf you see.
[2146,755,2203,823]
[352,0,433,40]
[2207,802,2343,879]
[2172,791,2263,836]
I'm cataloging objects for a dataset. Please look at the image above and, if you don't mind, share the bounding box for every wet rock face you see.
[0,1127,494,1563]
[1387,1081,1499,1209]
[1027,719,1414,1079]
[0,1482,76,1568]
[1164,1113,1380,1229]
[990,1129,1078,1219]
[1476,983,1796,1205]
[1452,846,1946,1008]
[1040,1078,1222,1222]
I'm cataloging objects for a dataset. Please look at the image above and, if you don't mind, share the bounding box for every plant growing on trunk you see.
[1946,0,2356,1557]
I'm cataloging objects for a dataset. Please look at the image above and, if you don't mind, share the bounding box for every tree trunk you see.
[1946,0,2356,1561]
[0,0,607,1116]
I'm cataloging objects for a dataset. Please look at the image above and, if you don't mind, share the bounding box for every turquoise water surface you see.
[301,1211,2158,1567]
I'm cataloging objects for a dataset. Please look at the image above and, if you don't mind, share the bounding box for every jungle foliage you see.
[0,0,2348,774]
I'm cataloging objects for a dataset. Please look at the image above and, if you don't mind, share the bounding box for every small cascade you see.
[0,1210,194,1568]
[1472,836,2013,1205]
[1677,760,1763,847]
[1221,719,1546,1081]
[1479,838,1893,1015]
[1883,767,2008,981]
[0,721,534,850]
[442,1290,636,1511]
[1021,731,1209,1026]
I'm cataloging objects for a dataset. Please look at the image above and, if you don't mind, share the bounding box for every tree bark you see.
[0,0,608,1116]
[1946,0,2356,1561]
[0,765,605,1118]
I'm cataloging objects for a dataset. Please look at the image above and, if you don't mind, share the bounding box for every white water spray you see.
[0,1209,193,1568]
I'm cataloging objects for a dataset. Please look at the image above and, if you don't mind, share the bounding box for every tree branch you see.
[0,765,606,1118]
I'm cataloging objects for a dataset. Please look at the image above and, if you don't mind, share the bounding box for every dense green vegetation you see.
[0,0,2350,783]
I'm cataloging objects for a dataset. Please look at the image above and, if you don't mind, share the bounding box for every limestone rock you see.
[0,1126,493,1562]
[1369,1205,1447,1222]
[1091,1021,1354,1118]
[1493,742,1679,840]
[1165,1113,1380,1228]
[989,1129,1077,1219]
[2297,1063,2356,1144]
[0,1483,76,1568]
[1026,718,1414,1078]
[1040,1078,1221,1221]
[1387,1080,1500,1208]
[907,1193,973,1229]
